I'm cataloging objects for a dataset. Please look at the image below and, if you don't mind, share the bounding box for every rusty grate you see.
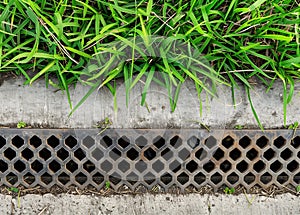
[0,129,299,192]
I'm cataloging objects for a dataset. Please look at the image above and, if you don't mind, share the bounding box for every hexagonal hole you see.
[109,148,121,161]
[75,172,87,185]
[205,136,217,148]
[291,136,300,149]
[83,136,95,149]
[14,160,26,173]
[118,160,130,173]
[91,148,104,161]
[161,148,173,161]
[253,160,266,173]
[143,147,156,160]
[144,172,156,185]
[101,160,113,173]
[83,160,95,173]
[260,172,272,184]
[263,148,275,160]
[0,136,6,149]
[274,136,286,148]
[244,172,255,185]
[6,173,18,185]
[93,172,104,184]
[170,160,181,173]
[222,136,234,149]
[49,160,61,173]
[161,173,172,185]
[277,172,289,184]
[177,172,189,185]
[203,161,215,173]
[256,136,268,148]
[220,160,232,173]
[118,136,130,149]
[152,160,164,173]
[127,148,139,161]
[135,160,147,173]
[227,172,239,185]
[229,148,241,160]
[135,136,147,149]
[186,160,198,173]
[47,135,59,148]
[21,148,33,160]
[39,148,51,161]
[236,160,248,173]
[74,148,86,160]
[127,172,138,185]
[12,135,24,148]
[170,136,182,149]
[270,160,283,173]
[246,148,258,160]
[66,160,78,173]
[58,172,70,185]
[65,136,77,149]
[212,148,224,161]
[293,173,300,184]
[239,136,251,148]
[194,172,206,185]
[31,160,43,173]
[4,148,16,160]
[287,160,299,172]
[41,172,52,185]
[57,148,69,161]
[100,135,112,148]
[211,172,222,185]
[178,148,190,161]
[30,135,42,148]
[187,136,200,149]
[23,172,35,185]
[0,160,8,173]
[109,173,122,185]
[153,136,165,149]
[280,148,292,160]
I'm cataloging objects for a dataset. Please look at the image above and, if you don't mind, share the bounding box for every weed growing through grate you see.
[17,122,26,129]
[224,187,235,195]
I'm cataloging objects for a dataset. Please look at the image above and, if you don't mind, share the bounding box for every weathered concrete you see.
[0,76,299,129]
[0,193,298,215]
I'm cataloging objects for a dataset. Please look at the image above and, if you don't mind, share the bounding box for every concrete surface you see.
[0,76,300,129]
[0,193,298,215]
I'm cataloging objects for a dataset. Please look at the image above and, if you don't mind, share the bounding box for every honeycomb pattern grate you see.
[0,129,299,192]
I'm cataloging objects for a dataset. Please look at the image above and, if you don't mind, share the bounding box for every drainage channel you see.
[0,129,299,192]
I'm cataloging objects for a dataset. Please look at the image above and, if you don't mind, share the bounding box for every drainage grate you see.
[0,129,299,192]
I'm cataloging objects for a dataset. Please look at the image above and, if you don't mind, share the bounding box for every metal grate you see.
[0,129,299,192]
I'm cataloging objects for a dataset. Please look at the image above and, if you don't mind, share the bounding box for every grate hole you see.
[177,172,189,185]
[227,172,239,185]
[229,148,241,161]
[93,172,104,184]
[0,160,8,173]
[74,148,86,160]
[144,172,156,185]
[57,148,69,161]
[270,161,283,173]
[170,160,181,173]
[194,172,206,185]
[153,136,165,149]
[135,160,147,173]
[75,172,87,185]
[291,136,300,149]
[236,160,248,173]
[205,136,217,149]
[274,136,286,148]
[212,148,224,161]
[161,173,172,185]
[293,173,300,184]
[220,160,232,173]
[280,148,292,160]
[118,160,130,173]
[186,160,198,173]
[195,148,207,161]
[6,173,18,185]
[83,136,95,149]
[101,160,113,172]
[152,160,164,173]
[30,136,42,148]
[188,136,200,149]
[23,172,35,185]
[65,136,77,149]
[203,161,215,173]
[0,136,6,148]
[222,136,234,149]
[66,160,78,173]
[239,136,251,148]
[244,172,255,185]
[14,160,26,173]
[21,148,34,160]
[49,160,61,173]
[127,172,138,185]
[256,136,269,148]
[47,135,59,148]
[260,172,272,184]
[277,172,288,184]
[263,148,275,160]
[39,148,51,161]
[31,160,43,173]
[211,172,222,185]
[109,173,121,185]
[161,148,173,161]
[178,148,190,161]
[287,160,299,172]
[253,160,266,173]
[58,172,70,185]
[4,148,16,160]
[170,136,182,149]
[118,136,130,149]
[41,172,52,185]
[12,136,24,148]
[109,148,121,161]
[91,148,104,161]
[100,135,112,148]
[135,136,147,149]
[246,148,258,160]
[143,147,156,160]
[127,148,139,161]
[83,160,95,173]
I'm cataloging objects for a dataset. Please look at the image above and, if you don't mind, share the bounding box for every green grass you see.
[0,0,300,127]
